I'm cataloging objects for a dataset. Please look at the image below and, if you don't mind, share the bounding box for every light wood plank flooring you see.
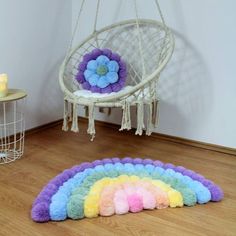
[0,121,235,236]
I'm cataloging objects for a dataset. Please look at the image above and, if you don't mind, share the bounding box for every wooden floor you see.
[0,121,236,236]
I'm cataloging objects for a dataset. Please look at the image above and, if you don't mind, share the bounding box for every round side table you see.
[0,89,27,164]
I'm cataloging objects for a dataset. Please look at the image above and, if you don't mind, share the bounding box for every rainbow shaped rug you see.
[31,157,223,222]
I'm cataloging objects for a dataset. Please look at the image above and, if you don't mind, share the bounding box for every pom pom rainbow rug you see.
[31,157,223,222]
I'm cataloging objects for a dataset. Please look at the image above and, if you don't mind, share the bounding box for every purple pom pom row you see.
[31,157,223,222]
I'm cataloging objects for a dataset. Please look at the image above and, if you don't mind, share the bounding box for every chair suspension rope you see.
[93,0,101,48]
[66,0,86,56]
[154,0,167,29]
[133,0,146,78]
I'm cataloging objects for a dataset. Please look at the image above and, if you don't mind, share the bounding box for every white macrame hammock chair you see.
[59,0,174,141]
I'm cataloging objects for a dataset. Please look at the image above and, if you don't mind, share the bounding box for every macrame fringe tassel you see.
[152,99,160,127]
[135,101,144,136]
[146,102,153,136]
[119,101,131,131]
[69,103,73,122]
[62,100,69,131]
[87,103,96,141]
[71,102,79,133]
[84,106,89,118]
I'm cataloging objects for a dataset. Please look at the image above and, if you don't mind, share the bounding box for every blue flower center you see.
[96,65,108,76]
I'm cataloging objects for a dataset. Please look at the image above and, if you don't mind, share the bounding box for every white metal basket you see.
[0,91,26,164]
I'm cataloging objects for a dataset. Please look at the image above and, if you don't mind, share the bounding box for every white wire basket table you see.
[0,89,27,164]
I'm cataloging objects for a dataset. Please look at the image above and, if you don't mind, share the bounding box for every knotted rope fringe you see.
[71,101,79,133]
[119,101,131,131]
[62,100,69,131]
[84,106,89,118]
[135,101,144,136]
[146,102,153,136]
[87,103,96,141]
[152,99,160,128]
[69,103,73,122]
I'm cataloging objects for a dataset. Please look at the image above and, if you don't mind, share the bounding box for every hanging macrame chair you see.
[59,0,174,141]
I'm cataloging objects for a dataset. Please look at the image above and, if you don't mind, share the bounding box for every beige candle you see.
[0,74,8,98]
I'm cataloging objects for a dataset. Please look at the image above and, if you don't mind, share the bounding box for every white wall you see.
[72,0,236,148]
[1,0,235,148]
[0,0,71,129]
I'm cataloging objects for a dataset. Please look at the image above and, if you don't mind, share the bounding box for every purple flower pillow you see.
[76,49,127,94]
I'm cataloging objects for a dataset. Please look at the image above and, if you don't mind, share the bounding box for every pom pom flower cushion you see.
[76,48,127,94]
[31,157,223,223]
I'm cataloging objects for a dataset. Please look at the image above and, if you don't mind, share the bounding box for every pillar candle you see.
[0,74,8,98]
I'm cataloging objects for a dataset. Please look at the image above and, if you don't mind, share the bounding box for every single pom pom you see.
[102,158,113,164]
[114,189,129,215]
[208,184,224,201]
[112,157,121,163]
[101,86,113,94]
[67,194,85,220]
[136,186,156,210]
[142,158,153,165]
[82,81,91,90]
[111,83,122,92]
[194,174,205,182]
[121,157,133,164]
[91,48,102,58]
[92,160,103,166]
[164,163,175,169]
[175,166,186,173]
[102,48,112,58]
[31,202,50,222]
[127,194,143,213]
[80,162,93,171]
[78,62,87,72]
[83,53,94,64]
[182,169,195,177]
[99,185,116,216]
[110,52,121,62]
[153,160,164,167]
[133,158,143,164]
[76,73,85,83]
[91,86,101,93]
[49,200,67,221]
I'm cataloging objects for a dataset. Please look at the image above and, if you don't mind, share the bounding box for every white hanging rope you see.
[93,0,101,34]
[66,0,86,56]
[133,0,146,78]
[93,0,101,48]
[154,0,167,28]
